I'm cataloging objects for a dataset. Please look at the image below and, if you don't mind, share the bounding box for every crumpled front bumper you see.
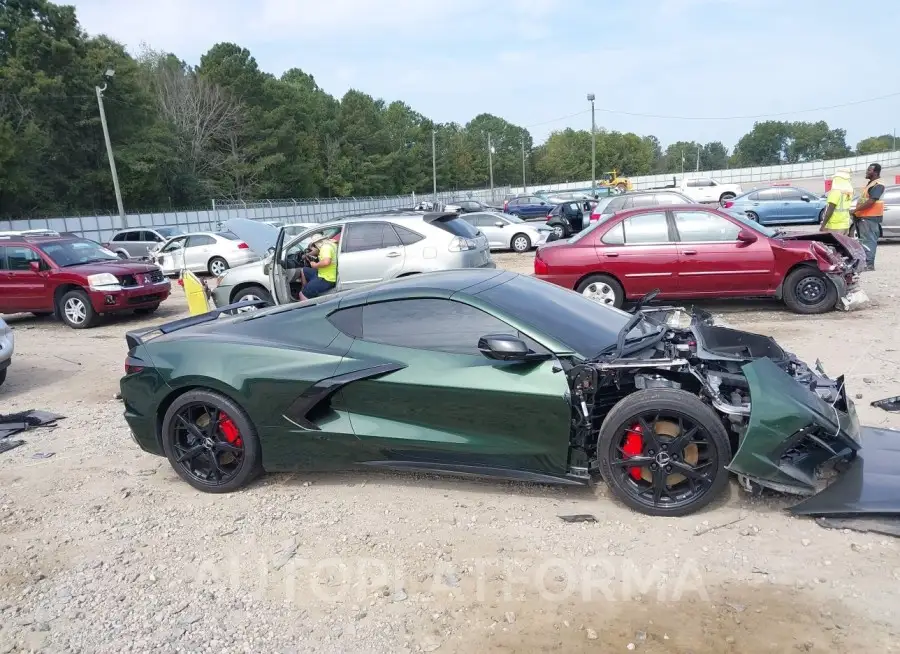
[727,357,861,495]
[828,270,868,311]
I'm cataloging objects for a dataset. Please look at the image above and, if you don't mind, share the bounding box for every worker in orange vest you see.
[852,163,885,271]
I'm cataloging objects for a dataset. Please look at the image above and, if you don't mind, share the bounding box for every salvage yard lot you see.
[1,246,899,653]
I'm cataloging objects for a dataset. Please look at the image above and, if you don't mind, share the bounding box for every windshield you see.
[156,227,183,238]
[479,275,658,358]
[502,213,525,224]
[727,211,777,237]
[38,239,119,267]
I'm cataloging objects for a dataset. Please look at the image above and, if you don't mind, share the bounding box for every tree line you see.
[1,0,895,218]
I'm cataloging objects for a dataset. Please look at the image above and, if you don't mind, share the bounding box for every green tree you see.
[856,134,895,155]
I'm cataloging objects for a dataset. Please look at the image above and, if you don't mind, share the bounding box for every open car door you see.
[268,226,291,305]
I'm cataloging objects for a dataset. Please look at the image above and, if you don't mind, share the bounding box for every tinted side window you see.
[779,188,803,201]
[673,211,740,242]
[112,233,126,242]
[430,216,478,238]
[139,231,158,241]
[187,235,216,247]
[2,246,41,271]
[393,224,425,245]
[757,188,780,201]
[328,306,363,338]
[623,212,670,244]
[124,231,141,241]
[343,222,389,253]
[631,194,658,208]
[361,299,516,355]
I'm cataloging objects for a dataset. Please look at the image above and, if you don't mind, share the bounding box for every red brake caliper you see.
[218,414,243,448]
[623,423,644,481]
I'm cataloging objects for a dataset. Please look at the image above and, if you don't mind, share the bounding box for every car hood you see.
[59,260,164,276]
[224,218,280,255]
[777,231,866,263]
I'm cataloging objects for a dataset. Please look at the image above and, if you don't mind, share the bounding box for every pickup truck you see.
[652,177,743,205]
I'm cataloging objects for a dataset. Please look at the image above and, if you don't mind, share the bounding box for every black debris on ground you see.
[872,396,900,413]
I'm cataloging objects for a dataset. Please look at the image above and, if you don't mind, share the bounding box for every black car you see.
[449,199,502,213]
[546,200,594,237]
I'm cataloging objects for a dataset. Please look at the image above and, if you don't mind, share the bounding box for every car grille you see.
[118,269,165,287]
[127,294,163,305]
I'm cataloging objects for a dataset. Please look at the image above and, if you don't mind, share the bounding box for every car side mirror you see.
[801,195,810,202]
[29,261,41,273]
[737,229,758,244]
[494,221,505,227]
[478,334,529,361]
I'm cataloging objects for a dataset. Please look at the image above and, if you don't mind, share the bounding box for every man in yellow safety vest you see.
[851,163,885,271]
[299,233,338,300]
[820,167,854,235]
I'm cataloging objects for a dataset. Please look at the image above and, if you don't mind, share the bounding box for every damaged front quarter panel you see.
[726,357,861,494]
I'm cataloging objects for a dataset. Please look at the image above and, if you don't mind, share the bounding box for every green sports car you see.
[120,269,862,517]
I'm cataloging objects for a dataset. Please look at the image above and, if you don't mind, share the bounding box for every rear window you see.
[217,231,240,240]
[430,216,479,238]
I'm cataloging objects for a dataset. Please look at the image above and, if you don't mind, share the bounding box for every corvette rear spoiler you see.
[124,298,271,350]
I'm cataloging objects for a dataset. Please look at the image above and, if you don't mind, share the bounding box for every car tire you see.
[115,250,129,259]
[208,257,229,276]
[782,266,838,314]
[161,389,263,493]
[58,289,98,329]
[746,211,760,222]
[134,304,160,316]
[817,208,826,224]
[719,193,736,205]
[232,285,273,311]
[576,274,624,308]
[510,233,531,253]
[0,368,6,387]
[597,388,733,517]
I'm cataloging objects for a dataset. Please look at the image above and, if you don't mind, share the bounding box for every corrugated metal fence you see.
[0,188,508,244]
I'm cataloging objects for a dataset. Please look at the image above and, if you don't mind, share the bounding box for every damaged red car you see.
[533,205,866,314]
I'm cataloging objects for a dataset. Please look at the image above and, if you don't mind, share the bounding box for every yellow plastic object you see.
[182,270,211,316]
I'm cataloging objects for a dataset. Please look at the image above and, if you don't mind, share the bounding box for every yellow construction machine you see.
[597,170,632,191]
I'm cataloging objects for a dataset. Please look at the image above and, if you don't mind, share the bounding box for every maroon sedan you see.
[533,205,866,314]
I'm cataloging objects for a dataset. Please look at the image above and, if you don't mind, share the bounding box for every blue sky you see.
[70,0,899,151]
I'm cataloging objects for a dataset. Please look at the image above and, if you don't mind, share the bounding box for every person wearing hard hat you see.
[298,232,338,300]
[820,167,854,235]
[851,163,885,271]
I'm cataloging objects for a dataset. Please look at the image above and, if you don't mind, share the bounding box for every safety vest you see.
[824,187,852,230]
[317,239,338,283]
[856,178,885,218]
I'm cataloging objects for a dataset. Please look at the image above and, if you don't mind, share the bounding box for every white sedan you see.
[150,231,261,277]
[462,212,551,252]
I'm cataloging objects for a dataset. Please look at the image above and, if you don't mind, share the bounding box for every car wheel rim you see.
[513,237,528,251]
[64,298,87,324]
[236,295,261,313]
[609,411,719,511]
[582,282,617,305]
[796,275,827,305]
[553,226,564,238]
[211,260,227,275]
[171,403,244,486]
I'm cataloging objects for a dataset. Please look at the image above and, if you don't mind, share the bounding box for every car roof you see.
[336,268,515,305]
[611,204,722,220]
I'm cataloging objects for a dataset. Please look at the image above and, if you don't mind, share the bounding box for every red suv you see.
[0,234,171,328]
[534,205,866,315]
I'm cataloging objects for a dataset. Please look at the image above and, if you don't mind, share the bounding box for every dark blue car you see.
[503,195,553,219]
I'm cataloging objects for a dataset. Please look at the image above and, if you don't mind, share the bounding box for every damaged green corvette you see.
[120,269,862,517]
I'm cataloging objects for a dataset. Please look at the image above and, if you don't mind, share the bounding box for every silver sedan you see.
[462,212,551,252]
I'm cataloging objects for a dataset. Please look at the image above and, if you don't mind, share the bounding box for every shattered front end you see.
[727,357,861,496]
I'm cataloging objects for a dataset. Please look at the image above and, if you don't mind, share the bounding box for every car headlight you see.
[87,273,122,291]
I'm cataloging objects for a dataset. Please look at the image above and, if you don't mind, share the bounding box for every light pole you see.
[488,134,495,200]
[521,136,527,193]
[95,69,127,228]
[431,129,437,204]
[587,93,596,195]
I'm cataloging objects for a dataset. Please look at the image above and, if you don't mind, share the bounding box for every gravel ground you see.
[1,244,900,653]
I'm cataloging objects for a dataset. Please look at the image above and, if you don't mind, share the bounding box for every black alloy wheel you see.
[598,389,731,517]
[161,390,262,492]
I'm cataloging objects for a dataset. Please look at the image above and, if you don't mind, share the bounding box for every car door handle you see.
[682,250,697,255]
[386,251,401,258]
[604,252,619,257]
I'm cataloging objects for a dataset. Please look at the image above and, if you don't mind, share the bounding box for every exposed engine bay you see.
[562,304,860,498]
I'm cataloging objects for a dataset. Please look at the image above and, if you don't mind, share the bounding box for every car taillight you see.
[125,356,144,375]
[448,237,477,252]
[237,242,250,249]
[590,213,600,222]
[503,201,509,211]
[723,201,735,209]
[534,251,549,275]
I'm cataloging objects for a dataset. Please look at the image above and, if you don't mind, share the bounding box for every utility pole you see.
[681,149,685,176]
[893,128,896,151]
[488,133,495,200]
[521,136,527,192]
[587,94,596,195]
[431,129,437,204]
[95,69,126,228]
[696,146,701,172]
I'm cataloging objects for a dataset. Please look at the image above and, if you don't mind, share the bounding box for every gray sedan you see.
[462,212,551,252]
